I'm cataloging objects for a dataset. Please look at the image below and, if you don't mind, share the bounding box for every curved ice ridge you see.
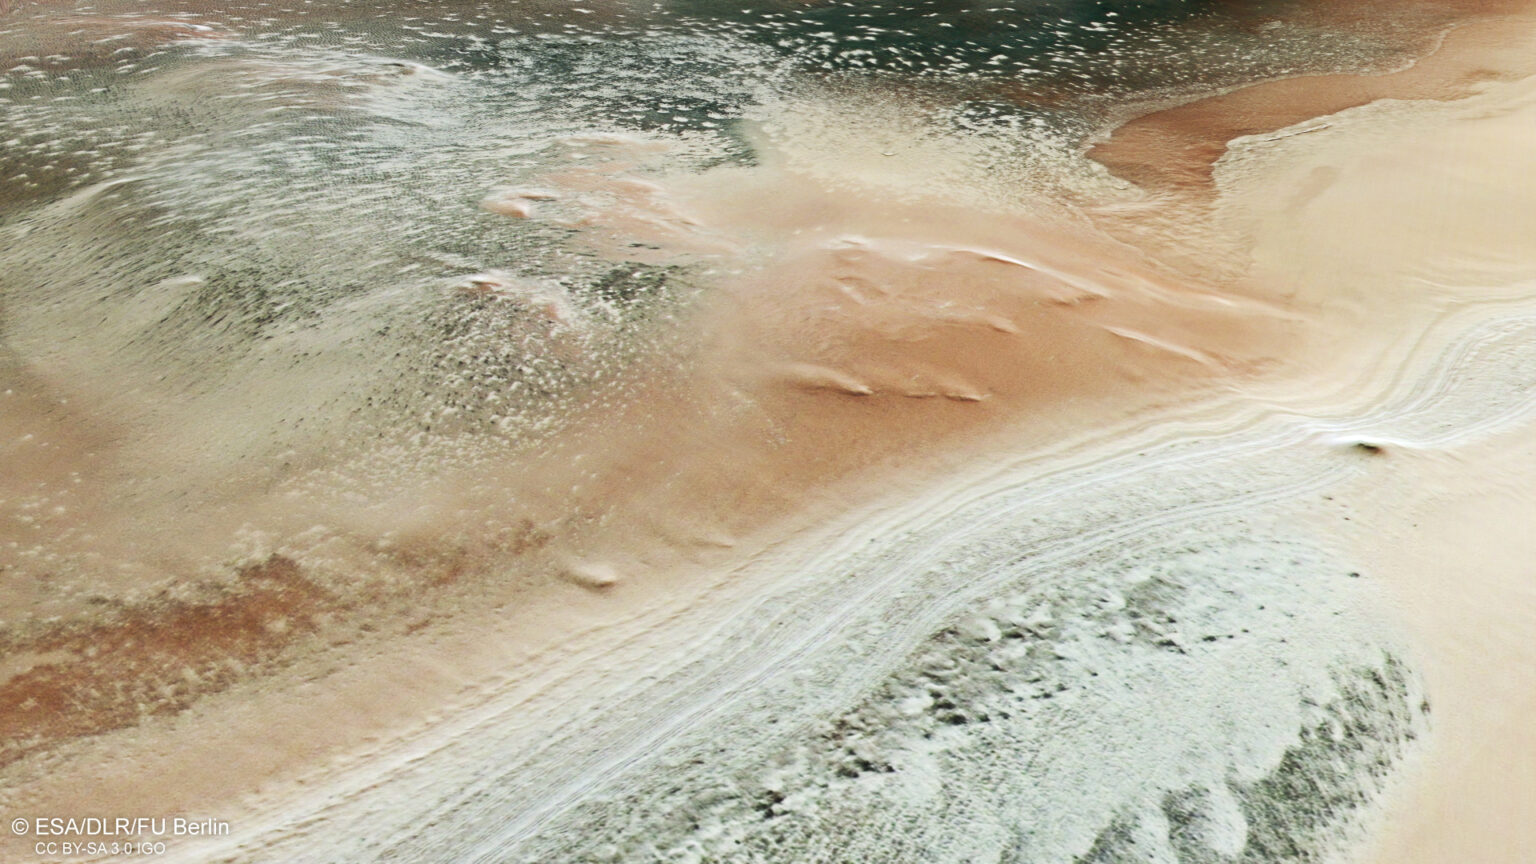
[194,301,1536,864]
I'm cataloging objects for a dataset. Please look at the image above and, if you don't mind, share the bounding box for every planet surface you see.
[2,0,1534,861]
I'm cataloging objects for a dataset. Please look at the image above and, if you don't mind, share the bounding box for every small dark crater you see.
[753,790,785,821]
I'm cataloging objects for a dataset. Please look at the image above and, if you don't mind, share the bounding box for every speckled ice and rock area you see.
[177,296,1536,864]
[517,538,1414,864]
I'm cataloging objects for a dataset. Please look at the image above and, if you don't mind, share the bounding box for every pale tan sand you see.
[1343,425,1536,864]
[1208,37,1536,861]
[1091,0,1536,192]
